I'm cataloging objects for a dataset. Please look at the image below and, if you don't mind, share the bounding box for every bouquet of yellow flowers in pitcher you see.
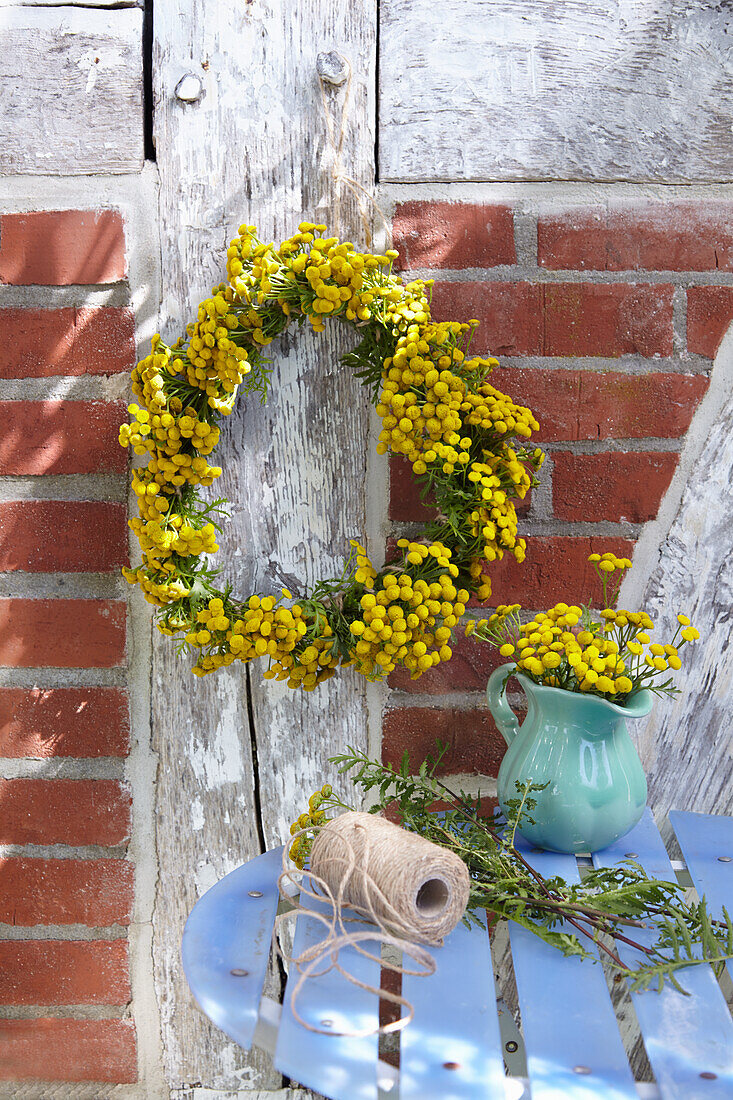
[466,551,699,704]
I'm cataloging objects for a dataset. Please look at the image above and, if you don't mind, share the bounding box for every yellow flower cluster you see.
[348,539,468,681]
[467,554,699,703]
[128,513,219,566]
[588,551,633,574]
[288,784,333,868]
[181,594,338,688]
[227,222,397,334]
[374,325,540,584]
[121,564,190,606]
[120,222,541,687]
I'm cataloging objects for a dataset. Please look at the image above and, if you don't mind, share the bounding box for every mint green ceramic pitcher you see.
[486,664,654,854]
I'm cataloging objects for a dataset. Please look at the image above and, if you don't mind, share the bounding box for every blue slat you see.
[274,884,380,1100]
[181,845,282,1050]
[670,809,733,978]
[400,912,505,1099]
[593,809,733,1098]
[509,842,637,1100]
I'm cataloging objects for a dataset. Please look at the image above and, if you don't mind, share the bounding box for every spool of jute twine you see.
[275,811,471,1037]
[310,811,470,945]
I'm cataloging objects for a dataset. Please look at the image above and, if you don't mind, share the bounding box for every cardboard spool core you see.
[415,877,450,917]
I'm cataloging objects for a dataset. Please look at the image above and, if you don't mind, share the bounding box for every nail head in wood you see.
[175,73,203,103]
[317,51,349,86]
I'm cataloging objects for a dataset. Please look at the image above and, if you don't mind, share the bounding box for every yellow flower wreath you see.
[120,222,544,689]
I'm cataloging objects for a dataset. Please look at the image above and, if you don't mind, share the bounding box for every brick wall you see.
[0,210,137,1085]
[385,199,730,785]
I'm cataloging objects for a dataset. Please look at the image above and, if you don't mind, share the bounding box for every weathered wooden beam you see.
[634,388,733,823]
[152,0,376,1088]
[379,0,733,183]
[0,7,143,174]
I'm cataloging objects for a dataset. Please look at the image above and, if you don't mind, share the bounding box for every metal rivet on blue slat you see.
[700,1072,718,1080]
[230,968,249,977]
[625,852,638,859]
[248,890,263,897]
[573,1066,592,1075]
[443,1062,460,1070]
[718,856,732,863]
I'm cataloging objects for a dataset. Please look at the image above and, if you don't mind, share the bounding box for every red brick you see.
[388,631,507,693]
[0,940,129,1005]
[0,502,128,572]
[382,707,507,776]
[389,455,437,521]
[0,307,135,379]
[0,687,130,758]
[0,401,127,475]
[687,286,733,359]
[0,599,126,668]
[486,536,636,608]
[543,283,673,358]
[0,779,131,845]
[538,202,733,272]
[495,368,708,441]
[431,282,673,358]
[0,859,133,926]
[392,202,516,270]
[0,1018,137,1083]
[552,451,678,524]
[431,281,542,356]
[0,211,127,286]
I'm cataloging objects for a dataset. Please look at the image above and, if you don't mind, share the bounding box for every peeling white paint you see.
[187,685,245,790]
[191,797,205,831]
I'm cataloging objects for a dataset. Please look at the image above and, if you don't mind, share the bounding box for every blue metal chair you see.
[183,809,733,1099]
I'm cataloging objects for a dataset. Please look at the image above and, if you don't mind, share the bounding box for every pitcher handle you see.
[486,663,521,746]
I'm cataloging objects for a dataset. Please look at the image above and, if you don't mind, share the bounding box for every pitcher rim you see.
[512,670,654,718]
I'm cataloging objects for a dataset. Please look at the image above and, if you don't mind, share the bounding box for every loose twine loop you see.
[317,60,392,249]
[274,811,470,1038]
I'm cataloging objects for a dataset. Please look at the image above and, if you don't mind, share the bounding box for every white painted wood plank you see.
[153,0,376,1089]
[0,7,143,174]
[0,0,141,7]
[151,662,281,1090]
[379,0,733,183]
[628,388,733,824]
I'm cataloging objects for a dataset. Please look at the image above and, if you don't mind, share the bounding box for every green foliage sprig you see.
[298,745,733,993]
